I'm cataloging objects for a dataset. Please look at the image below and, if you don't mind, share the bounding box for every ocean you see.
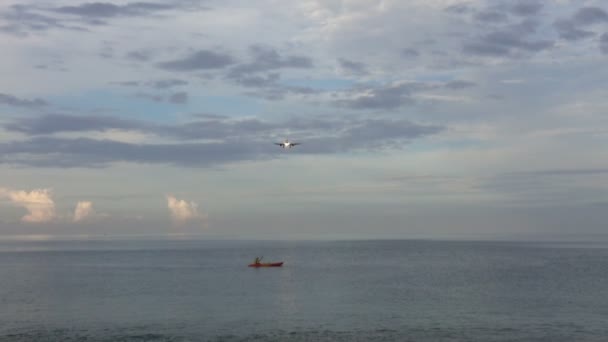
[1,239,607,341]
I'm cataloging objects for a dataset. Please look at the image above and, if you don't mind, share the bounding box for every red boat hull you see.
[248,262,284,267]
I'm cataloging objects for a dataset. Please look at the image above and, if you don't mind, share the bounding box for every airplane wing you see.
[291,143,300,146]
[274,143,283,146]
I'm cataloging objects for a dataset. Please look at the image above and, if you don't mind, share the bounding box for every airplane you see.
[274,139,300,149]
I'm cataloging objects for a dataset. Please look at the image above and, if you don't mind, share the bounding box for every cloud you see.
[150,79,188,89]
[158,50,235,71]
[135,92,164,102]
[474,10,508,23]
[112,79,188,89]
[168,91,188,104]
[572,7,608,26]
[5,114,141,135]
[167,195,205,224]
[335,81,432,110]
[506,168,608,177]
[73,201,94,222]
[554,7,608,41]
[338,58,368,75]
[112,81,140,87]
[0,2,205,36]
[444,3,472,14]
[401,48,420,58]
[233,72,281,88]
[0,93,48,107]
[0,5,66,36]
[463,19,553,57]
[510,1,543,17]
[477,167,608,207]
[133,92,189,104]
[99,41,115,59]
[444,80,476,90]
[1,188,56,223]
[228,73,316,101]
[217,45,315,100]
[601,33,608,54]
[5,113,274,139]
[52,2,193,19]
[339,119,442,146]
[554,20,595,41]
[0,115,443,167]
[0,137,270,168]
[227,45,313,79]
[243,85,317,101]
[126,50,154,62]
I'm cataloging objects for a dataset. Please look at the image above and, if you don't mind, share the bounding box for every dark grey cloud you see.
[219,45,315,100]
[113,81,141,87]
[164,117,278,140]
[554,19,595,41]
[3,113,271,141]
[444,80,476,90]
[53,2,175,18]
[249,44,313,68]
[601,33,608,54]
[112,79,188,89]
[5,114,141,135]
[158,50,235,71]
[572,7,608,26]
[401,48,420,58]
[1,114,443,167]
[233,73,280,88]
[509,1,543,17]
[211,45,318,100]
[0,137,267,168]
[242,86,317,101]
[338,58,368,75]
[0,93,48,107]
[227,45,313,79]
[553,7,608,41]
[1,2,202,36]
[474,10,508,23]
[0,5,65,36]
[168,92,188,104]
[150,79,188,89]
[463,19,553,57]
[336,82,432,110]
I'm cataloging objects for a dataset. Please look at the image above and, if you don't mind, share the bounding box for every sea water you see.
[1,239,607,341]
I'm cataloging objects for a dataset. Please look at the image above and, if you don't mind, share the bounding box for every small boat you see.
[248,262,284,267]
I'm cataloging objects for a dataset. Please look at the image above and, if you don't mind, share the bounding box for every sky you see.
[0,0,607,240]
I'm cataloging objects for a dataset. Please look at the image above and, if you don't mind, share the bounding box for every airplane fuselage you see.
[275,139,299,149]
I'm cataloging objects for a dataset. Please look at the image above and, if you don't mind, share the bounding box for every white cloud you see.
[167,195,205,224]
[1,188,56,223]
[73,201,94,222]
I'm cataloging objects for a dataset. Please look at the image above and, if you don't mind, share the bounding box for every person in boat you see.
[254,256,263,265]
